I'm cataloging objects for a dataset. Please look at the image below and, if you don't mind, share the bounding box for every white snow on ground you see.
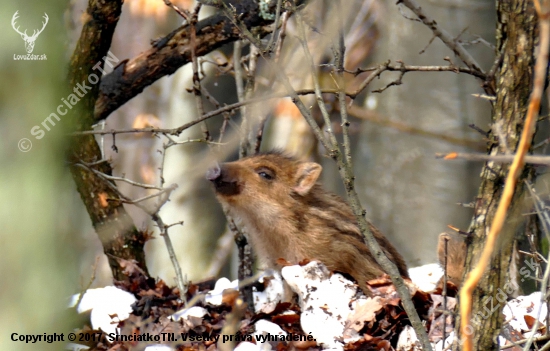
[408,263,444,292]
[69,286,136,334]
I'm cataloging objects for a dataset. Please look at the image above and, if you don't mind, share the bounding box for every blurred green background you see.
[0,1,82,350]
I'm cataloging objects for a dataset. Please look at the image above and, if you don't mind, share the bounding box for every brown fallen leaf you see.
[345,296,384,333]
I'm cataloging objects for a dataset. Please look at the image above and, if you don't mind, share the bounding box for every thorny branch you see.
[334,10,352,169]
[153,136,220,300]
[75,89,351,137]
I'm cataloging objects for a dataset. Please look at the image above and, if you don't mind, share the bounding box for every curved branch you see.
[94,2,282,122]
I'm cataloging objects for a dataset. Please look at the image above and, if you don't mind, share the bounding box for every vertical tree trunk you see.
[68,0,149,281]
[456,0,537,348]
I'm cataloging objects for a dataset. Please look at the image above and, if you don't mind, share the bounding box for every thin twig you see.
[437,152,550,165]
[265,0,283,52]
[397,0,485,76]
[442,237,448,346]
[166,1,211,141]
[500,334,550,350]
[188,2,210,141]
[274,11,289,61]
[200,87,235,147]
[350,62,486,79]
[234,40,249,157]
[295,12,339,151]
[74,89,354,137]
[93,173,163,190]
[154,212,189,304]
[350,61,485,98]
[334,6,353,175]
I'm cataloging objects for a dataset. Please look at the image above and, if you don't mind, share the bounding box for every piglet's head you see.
[206,152,322,210]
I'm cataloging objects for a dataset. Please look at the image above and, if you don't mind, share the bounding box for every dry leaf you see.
[524,315,536,329]
[346,297,384,332]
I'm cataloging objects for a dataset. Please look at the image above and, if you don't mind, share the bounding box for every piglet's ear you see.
[293,162,322,196]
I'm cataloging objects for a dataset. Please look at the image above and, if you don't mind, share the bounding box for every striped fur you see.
[208,151,409,294]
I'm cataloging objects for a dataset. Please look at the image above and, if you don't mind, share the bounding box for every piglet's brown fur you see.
[437,232,467,287]
[207,151,409,294]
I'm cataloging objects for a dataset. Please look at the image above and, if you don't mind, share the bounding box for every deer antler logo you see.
[11,11,49,54]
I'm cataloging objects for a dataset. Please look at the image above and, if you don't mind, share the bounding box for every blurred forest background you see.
[1,0,546,350]
[69,0,493,286]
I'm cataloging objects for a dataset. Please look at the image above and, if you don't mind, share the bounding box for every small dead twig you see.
[397,0,485,77]
[442,236,448,347]
[437,152,550,166]
[74,89,355,137]
[165,0,211,142]
[348,61,486,99]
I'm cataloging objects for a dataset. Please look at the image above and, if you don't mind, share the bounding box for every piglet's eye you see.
[257,168,274,180]
[258,172,273,180]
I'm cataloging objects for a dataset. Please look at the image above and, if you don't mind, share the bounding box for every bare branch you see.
[437,152,550,165]
[94,0,293,122]
[349,61,486,98]
[397,0,485,76]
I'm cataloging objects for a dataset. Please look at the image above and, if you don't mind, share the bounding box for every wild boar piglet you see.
[206,151,409,293]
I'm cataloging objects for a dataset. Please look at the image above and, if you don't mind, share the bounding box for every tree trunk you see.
[456,0,537,348]
[67,0,150,282]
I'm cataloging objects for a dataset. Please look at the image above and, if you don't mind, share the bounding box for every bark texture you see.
[68,0,149,281]
[456,0,537,348]
[93,0,286,122]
